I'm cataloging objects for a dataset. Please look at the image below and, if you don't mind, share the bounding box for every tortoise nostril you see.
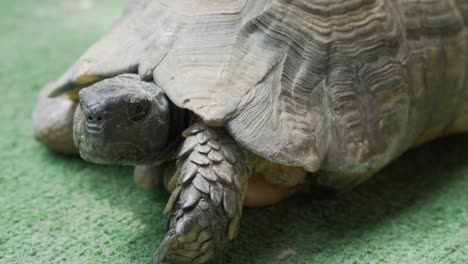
[86,115,103,123]
[83,104,105,130]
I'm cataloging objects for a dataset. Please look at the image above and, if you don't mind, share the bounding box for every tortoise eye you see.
[128,101,150,122]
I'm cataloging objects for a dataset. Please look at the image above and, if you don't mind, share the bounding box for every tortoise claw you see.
[153,199,222,264]
[152,232,173,264]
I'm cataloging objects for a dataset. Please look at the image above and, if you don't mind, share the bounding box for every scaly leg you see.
[153,123,251,263]
[32,84,78,155]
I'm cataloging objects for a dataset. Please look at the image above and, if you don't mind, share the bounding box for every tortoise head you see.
[73,75,171,165]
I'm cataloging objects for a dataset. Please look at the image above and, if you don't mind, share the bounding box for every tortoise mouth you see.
[76,138,147,165]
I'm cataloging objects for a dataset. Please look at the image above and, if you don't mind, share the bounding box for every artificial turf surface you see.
[0,0,467,263]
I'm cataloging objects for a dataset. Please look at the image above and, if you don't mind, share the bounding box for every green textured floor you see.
[0,1,467,263]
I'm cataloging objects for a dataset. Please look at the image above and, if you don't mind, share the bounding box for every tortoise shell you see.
[47,0,468,188]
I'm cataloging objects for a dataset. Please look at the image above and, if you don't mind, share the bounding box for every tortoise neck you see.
[157,96,191,163]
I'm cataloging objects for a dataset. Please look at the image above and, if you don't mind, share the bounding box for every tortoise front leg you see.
[32,84,78,155]
[134,162,177,190]
[153,123,250,264]
[134,166,164,189]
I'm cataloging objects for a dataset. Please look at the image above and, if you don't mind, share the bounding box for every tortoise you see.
[32,0,468,263]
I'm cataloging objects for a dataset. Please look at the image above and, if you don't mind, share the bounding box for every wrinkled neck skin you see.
[154,98,191,165]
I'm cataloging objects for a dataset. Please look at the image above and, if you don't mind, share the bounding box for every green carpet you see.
[0,0,467,263]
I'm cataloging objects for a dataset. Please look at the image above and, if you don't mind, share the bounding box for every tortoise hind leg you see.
[153,123,250,264]
[32,84,78,155]
[243,173,295,207]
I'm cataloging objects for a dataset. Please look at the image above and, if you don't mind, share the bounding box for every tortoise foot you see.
[32,83,78,155]
[153,197,225,263]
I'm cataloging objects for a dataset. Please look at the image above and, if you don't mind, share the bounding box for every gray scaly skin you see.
[154,123,250,263]
[34,75,250,263]
[49,75,251,263]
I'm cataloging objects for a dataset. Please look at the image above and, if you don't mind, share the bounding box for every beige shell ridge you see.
[46,0,468,186]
